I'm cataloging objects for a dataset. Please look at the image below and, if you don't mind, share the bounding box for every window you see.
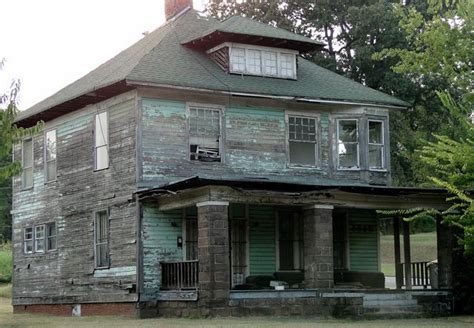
[34,225,45,252]
[278,211,303,271]
[288,115,317,166]
[280,53,295,79]
[94,210,109,268]
[263,51,278,76]
[22,139,33,189]
[94,112,109,170]
[247,49,262,75]
[184,207,198,261]
[46,222,57,251]
[189,106,222,162]
[24,227,33,254]
[45,130,57,182]
[230,47,246,72]
[230,204,248,286]
[369,120,385,169]
[337,120,359,169]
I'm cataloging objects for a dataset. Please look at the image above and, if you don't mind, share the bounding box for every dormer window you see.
[209,43,298,80]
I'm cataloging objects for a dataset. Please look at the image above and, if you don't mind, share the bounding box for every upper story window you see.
[369,120,385,170]
[227,43,297,79]
[45,129,57,182]
[337,119,359,169]
[288,115,318,167]
[188,105,222,162]
[21,139,34,189]
[94,112,109,170]
[94,210,110,268]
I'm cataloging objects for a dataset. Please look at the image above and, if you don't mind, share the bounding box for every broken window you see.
[47,222,57,251]
[94,112,109,170]
[94,210,109,268]
[24,227,33,254]
[288,115,317,166]
[189,106,222,162]
[278,211,303,271]
[369,120,385,169]
[22,138,33,189]
[45,129,57,182]
[337,119,359,169]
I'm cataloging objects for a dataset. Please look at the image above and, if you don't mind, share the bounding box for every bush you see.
[0,242,12,283]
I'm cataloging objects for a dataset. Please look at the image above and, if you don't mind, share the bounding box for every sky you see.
[0,0,206,111]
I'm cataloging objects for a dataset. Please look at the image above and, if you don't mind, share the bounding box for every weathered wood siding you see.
[248,205,276,275]
[11,91,138,305]
[348,209,379,272]
[139,89,390,187]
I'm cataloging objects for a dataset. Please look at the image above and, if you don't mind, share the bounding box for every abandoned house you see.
[12,1,455,318]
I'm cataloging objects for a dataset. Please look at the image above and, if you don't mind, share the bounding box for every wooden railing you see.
[160,260,199,290]
[399,261,431,288]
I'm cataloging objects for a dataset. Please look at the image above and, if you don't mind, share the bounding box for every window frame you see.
[336,118,360,170]
[368,119,386,171]
[21,138,34,190]
[44,129,57,183]
[34,225,45,253]
[186,103,225,164]
[94,111,109,171]
[93,209,110,269]
[23,222,57,255]
[23,227,34,254]
[46,222,57,251]
[286,112,320,168]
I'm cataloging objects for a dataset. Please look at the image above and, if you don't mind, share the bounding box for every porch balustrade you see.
[160,260,199,290]
[399,261,431,288]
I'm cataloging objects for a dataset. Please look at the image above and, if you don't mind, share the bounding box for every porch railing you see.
[160,260,199,290]
[399,261,431,288]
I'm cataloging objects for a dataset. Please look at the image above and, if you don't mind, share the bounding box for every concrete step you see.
[363,299,418,308]
[364,305,422,313]
[363,293,413,301]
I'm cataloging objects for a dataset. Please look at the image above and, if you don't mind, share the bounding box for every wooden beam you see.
[393,217,403,289]
[403,219,412,289]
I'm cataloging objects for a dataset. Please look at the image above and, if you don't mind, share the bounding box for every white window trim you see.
[44,129,57,183]
[368,119,386,171]
[23,227,33,254]
[336,119,360,170]
[286,111,320,169]
[186,102,225,164]
[94,111,109,171]
[34,225,45,253]
[21,138,34,190]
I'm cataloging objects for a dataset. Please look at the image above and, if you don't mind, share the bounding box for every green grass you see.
[0,242,12,283]
[380,232,437,277]
[0,283,12,298]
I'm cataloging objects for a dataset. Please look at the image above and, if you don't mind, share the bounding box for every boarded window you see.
[288,115,317,166]
[22,139,33,188]
[337,120,359,169]
[47,222,57,251]
[94,112,109,170]
[278,211,303,271]
[35,225,45,252]
[94,210,109,268]
[189,106,221,162]
[369,120,384,169]
[24,227,33,254]
[45,130,57,182]
[230,47,246,72]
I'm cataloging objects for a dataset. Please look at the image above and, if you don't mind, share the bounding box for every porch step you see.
[362,293,424,318]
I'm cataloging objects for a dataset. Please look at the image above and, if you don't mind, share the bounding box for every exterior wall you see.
[348,209,379,272]
[138,88,391,187]
[12,91,138,306]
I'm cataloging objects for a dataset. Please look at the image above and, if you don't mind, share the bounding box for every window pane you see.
[23,139,33,166]
[47,223,57,250]
[280,53,295,78]
[338,143,359,168]
[36,239,45,252]
[95,211,109,267]
[25,240,33,253]
[35,225,45,239]
[369,144,383,168]
[46,161,57,181]
[338,120,357,142]
[22,168,33,188]
[369,121,383,144]
[231,47,246,72]
[263,51,277,76]
[288,116,316,142]
[247,49,261,74]
[95,112,108,147]
[24,227,33,239]
[45,130,57,161]
[289,142,316,166]
[96,146,109,170]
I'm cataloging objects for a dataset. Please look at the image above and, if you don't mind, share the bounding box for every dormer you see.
[182,15,324,80]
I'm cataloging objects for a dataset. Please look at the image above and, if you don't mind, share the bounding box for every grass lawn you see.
[380,231,437,277]
[0,243,12,283]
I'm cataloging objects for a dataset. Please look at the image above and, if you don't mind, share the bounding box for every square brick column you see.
[196,201,230,305]
[437,216,453,288]
[303,204,334,289]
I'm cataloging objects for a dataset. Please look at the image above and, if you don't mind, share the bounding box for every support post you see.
[393,216,403,289]
[437,215,453,288]
[196,201,230,308]
[403,219,412,289]
[303,204,334,289]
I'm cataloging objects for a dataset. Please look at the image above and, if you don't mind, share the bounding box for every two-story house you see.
[12,1,454,318]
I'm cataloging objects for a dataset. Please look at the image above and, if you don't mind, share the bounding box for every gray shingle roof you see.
[19,9,409,122]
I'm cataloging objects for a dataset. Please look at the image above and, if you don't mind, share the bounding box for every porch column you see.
[303,204,334,289]
[436,216,453,288]
[393,217,403,289]
[196,201,230,305]
[403,220,412,289]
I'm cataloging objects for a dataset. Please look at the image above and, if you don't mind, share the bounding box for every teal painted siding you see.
[142,204,182,295]
[348,209,379,272]
[249,205,276,275]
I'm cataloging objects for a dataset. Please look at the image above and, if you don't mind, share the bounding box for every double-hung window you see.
[46,222,57,251]
[230,47,246,73]
[337,119,359,169]
[94,112,109,170]
[22,139,33,189]
[23,223,56,254]
[288,115,318,167]
[94,210,109,268]
[35,225,45,252]
[368,120,385,170]
[189,106,222,162]
[45,130,57,182]
[24,227,33,254]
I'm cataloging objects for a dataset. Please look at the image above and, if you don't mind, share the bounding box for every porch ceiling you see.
[134,176,451,211]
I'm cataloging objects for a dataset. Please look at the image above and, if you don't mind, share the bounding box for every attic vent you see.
[189,106,222,162]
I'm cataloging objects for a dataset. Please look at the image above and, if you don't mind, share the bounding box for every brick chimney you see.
[165,0,193,21]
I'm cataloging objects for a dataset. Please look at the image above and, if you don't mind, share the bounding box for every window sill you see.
[369,168,388,172]
[94,266,111,271]
[288,164,321,170]
[94,167,109,172]
[21,186,34,192]
[44,179,57,185]
[336,167,361,171]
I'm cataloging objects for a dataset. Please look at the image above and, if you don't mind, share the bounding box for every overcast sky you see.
[0,0,206,111]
